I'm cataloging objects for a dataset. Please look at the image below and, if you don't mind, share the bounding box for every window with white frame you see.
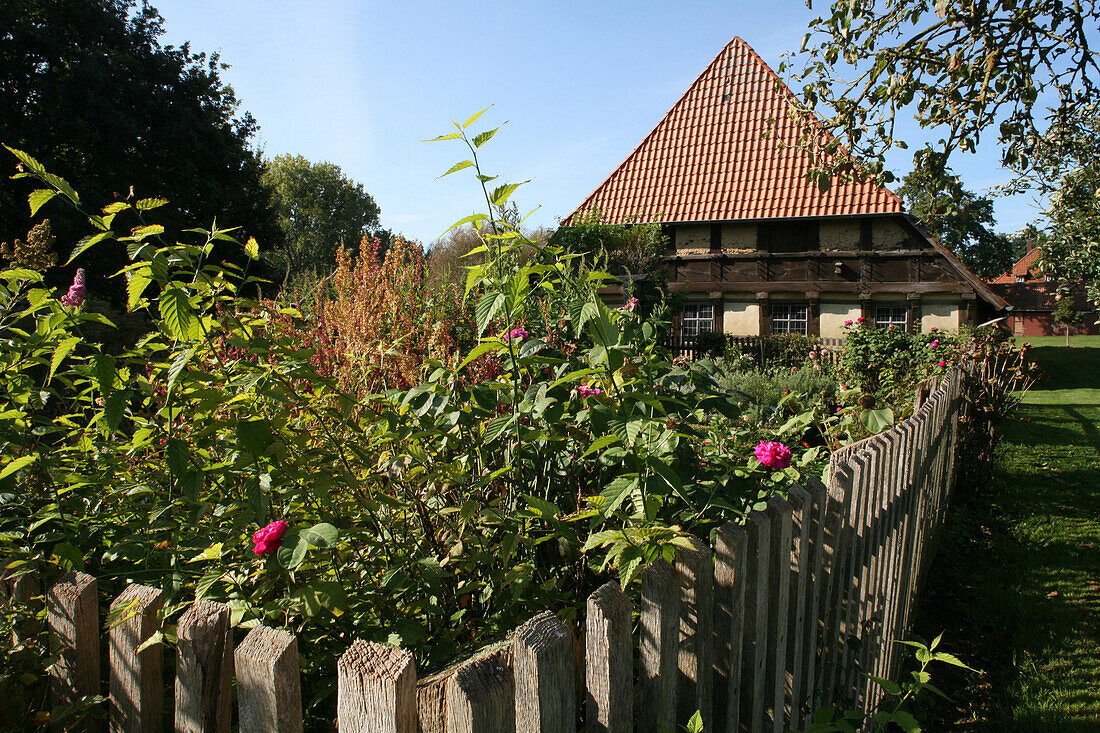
[680,303,714,343]
[771,303,808,334]
[875,306,908,330]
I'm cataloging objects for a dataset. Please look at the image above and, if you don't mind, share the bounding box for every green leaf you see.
[236,419,274,456]
[188,542,224,563]
[278,534,308,570]
[244,236,259,260]
[462,106,492,128]
[686,710,704,733]
[0,455,37,482]
[196,568,223,599]
[490,181,526,207]
[66,231,114,265]
[457,341,505,371]
[475,291,505,335]
[103,389,130,433]
[49,336,80,382]
[581,434,620,458]
[102,201,130,215]
[599,476,639,517]
[166,438,189,476]
[439,160,474,178]
[128,224,164,240]
[473,125,503,148]
[891,710,921,732]
[423,132,462,142]
[5,146,46,174]
[135,197,168,211]
[127,271,152,311]
[860,407,895,434]
[1,268,43,283]
[484,414,515,443]
[300,522,339,548]
[159,285,196,341]
[28,189,56,216]
[440,213,488,237]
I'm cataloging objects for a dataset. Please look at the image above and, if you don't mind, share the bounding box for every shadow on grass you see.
[912,398,1100,731]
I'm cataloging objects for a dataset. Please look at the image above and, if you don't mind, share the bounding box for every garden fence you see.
[1,368,966,732]
[669,335,845,366]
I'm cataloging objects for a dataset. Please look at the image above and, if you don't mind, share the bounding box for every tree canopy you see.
[784,0,1100,189]
[0,0,279,285]
[261,154,381,280]
[896,166,1017,279]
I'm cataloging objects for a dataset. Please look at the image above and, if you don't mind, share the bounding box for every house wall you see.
[872,218,909,250]
[819,221,861,251]
[921,298,961,331]
[723,299,760,335]
[720,223,756,253]
[819,301,862,338]
[675,224,711,254]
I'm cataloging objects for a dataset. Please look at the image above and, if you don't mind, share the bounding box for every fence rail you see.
[1,369,966,732]
[668,335,845,365]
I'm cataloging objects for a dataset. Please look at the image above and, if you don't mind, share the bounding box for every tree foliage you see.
[783,0,1100,189]
[1040,162,1100,314]
[261,154,381,281]
[896,166,1016,278]
[0,0,279,287]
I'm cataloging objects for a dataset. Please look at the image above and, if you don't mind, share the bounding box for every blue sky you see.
[155,0,1043,246]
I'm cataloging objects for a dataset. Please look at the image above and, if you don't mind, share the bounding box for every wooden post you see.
[514,611,575,733]
[712,522,746,733]
[235,626,303,733]
[740,511,771,732]
[799,476,828,726]
[785,484,811,724]
[675,536,713,729]
[108,584,164,733]
[337,640,416,733]
[445,646,514,733]
[419,640,511,733]
[48,571,99,711]
[1,559,40,646]
[175,600,233,733]
[764,496,793,732]
[585,582,632,733]
[640,558,679,732]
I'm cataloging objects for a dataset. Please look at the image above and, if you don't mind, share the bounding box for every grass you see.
[912,338,1100,731]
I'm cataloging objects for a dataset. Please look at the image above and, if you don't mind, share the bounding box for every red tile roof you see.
[565,37,904,225]
[988,247,1046,284]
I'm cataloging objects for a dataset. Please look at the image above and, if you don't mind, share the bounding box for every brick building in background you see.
[988,248,1099,337]
[564,37,1006,344]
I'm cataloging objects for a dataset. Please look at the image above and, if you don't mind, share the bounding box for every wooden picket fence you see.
[2,368,966,732]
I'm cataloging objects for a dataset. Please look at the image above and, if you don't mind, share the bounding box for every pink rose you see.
[937,360,946,368]
[844,319,853,326]
[930,327,939,333]
[252,520,289,556]
[929,339,940,348]
[857,316,865,323]
[61,268,86,308]
[753,440,792,470]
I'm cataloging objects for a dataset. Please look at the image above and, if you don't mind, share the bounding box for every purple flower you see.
[754,441,792,470]
[576,384,601,397]
[60,269,86,308]
[506,327,528,341]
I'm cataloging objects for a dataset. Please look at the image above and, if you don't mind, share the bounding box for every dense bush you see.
[0,140,823,728]
[839,320,958,407]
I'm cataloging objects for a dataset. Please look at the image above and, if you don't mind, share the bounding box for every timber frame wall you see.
[3,369,967,732]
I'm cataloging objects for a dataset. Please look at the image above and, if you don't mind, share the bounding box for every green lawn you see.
[913,340,1100,731]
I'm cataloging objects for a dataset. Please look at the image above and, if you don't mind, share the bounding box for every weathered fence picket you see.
[16,367,970,733]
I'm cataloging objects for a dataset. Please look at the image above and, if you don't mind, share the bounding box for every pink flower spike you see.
[60,268,86,308]
[754,441,792,470]
[252,520,289,556]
